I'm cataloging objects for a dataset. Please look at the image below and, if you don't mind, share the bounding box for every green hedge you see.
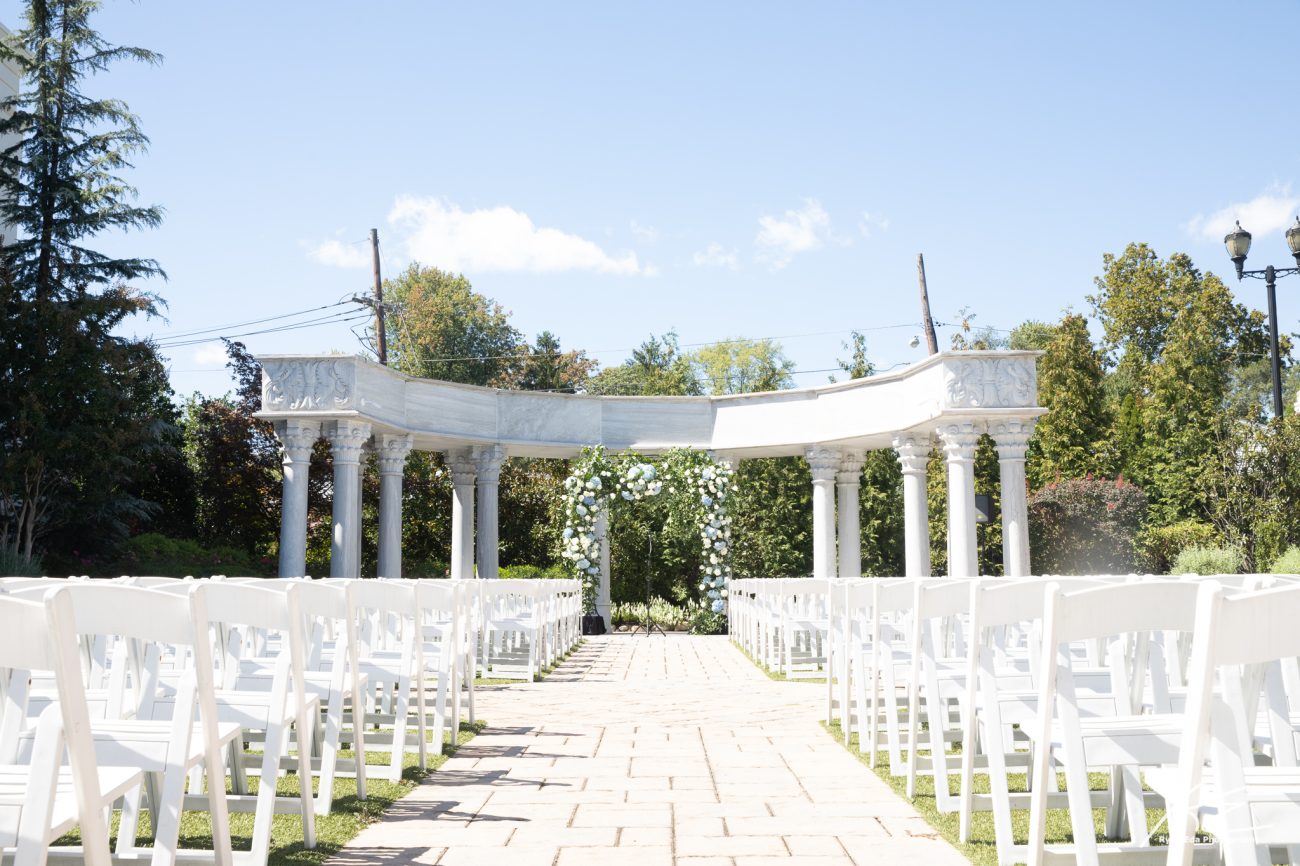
[121,533,272,577]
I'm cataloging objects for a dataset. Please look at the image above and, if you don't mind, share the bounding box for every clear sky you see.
[7,1,1300,398]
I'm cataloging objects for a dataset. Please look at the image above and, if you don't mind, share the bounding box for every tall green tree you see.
[1026,313,1111,487]
[382,263,523,385]
[587,331,701,396]
[691,337,794,395]
[506,330,596,393]
[1090,244,1275,520]
[0,2,168,563]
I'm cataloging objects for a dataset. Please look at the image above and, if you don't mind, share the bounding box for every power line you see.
[147,301,352,341]
[156,310,371,349]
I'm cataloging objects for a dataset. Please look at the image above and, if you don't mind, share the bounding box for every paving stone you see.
[326,635,965,866]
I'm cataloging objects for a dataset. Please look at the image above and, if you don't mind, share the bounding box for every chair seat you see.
[0,763,142,846]
[15,720,244,772]
[1031,714,1183,767]
[1147,765,1300,845]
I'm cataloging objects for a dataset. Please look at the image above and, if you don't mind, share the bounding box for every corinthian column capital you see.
[275,419,321,463]
[325,420,371,465]
[805,445,843,482]
[376,433,414,475]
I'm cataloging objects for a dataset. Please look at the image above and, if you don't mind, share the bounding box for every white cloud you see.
[630,220,659,243]
[1185,184,1300,242]
[308,238,370,269]
[193,345,228,366]
[858,211,891,238]
[755,199,841,269]
[692,242,739,270]
[306,197,649,276]
[388,196,645,275]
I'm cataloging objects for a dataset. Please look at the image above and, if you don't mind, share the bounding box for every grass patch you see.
[821,720,1202,866]
[58,720,485,866]
[476,638,584,685]
[734,643,827,684]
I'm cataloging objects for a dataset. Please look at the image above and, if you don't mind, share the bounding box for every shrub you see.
[613,597,691,630]
[499,564,570,580]
[0,546,44,576]
[1268,545,1300,574]
[1171,544,1243,576]
[1140,519,1218,574]
[1028,476,1147,575]
[122,532,269,577]
[688,604,727,635]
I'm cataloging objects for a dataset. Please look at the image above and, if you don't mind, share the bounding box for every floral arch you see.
[560,446,733,619]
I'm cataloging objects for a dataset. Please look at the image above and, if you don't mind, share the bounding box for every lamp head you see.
[909,335,921,349]
[1287,215,1300,264]
[1225,220,1252,279]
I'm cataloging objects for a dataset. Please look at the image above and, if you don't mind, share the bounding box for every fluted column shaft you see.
[475,445,506,581]
[376,434,413,578]
[806,446,842,578]
[597,511,612,631]
[894,435,932,578]
[326,421,371,578]
[447,449,476,580]
[275,420,320,577]
[991,420,1034,577]
[940,422,981,578]
[836,450,865,578]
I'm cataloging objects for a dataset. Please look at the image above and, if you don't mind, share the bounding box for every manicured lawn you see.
[59,721,486,866]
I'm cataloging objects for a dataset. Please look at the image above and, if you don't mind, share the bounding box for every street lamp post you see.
[1224,217,1300,418]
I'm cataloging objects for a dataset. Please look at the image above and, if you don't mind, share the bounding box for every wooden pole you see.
[917,253,939,355]
[370,228,387,366]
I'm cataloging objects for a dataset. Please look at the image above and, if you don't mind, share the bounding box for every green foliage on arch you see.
[560,446,733,615]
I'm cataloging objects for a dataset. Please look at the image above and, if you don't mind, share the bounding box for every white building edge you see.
[256,350,1044,624]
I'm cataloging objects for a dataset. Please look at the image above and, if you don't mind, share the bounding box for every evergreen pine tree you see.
[1026,313,1110,487]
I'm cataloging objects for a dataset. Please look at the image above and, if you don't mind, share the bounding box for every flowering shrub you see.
[1028,475,1147,575]
[560,446,733,617]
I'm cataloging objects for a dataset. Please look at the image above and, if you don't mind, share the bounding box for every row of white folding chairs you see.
[477,579,582,681]
[729,576,834,677]
[0,575,493,866]
[803,572,1300,866]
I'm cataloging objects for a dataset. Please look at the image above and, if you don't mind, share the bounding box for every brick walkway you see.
[329,634,967,866]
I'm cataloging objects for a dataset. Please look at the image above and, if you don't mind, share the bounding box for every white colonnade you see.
[260,351,1044,583]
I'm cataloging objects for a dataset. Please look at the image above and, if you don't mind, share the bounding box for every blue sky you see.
[7,1,1300,398]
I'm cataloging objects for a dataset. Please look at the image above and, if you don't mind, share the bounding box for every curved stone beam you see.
[254,351,1045,458]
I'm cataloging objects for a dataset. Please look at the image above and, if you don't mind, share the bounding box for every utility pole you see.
[370,228,388,366]
[916,253,939,355]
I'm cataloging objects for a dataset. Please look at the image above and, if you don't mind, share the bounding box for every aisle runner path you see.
[330,634,966,866]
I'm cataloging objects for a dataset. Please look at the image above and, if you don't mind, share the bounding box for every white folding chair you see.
[0,589,142,866]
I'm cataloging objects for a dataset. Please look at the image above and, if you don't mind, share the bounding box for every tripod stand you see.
[628,531,665,636]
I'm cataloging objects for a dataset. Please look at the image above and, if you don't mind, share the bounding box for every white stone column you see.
[447,449,476,580]
[894,434,932,577]
[836,450,865,578]
[274,419,320,578]
[474,445,506,581]
[596,510,612,632]
[326,420,371,578]
[939,422,982,578]
[990,419,1034,577]
[376,434,413,579]
[806,446,842,578]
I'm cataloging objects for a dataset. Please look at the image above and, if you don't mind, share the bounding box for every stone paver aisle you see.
[329,635,967,866]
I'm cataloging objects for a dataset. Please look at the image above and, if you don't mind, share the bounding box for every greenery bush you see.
[1028,476,1147,575]
[1268,545,1300,574]
[1171,544,1243,576]
[0,546,44,576]
[498,563,570,580]
[122,532,270,577]
[612,597,691,630]
[688,604,727,635]
[1139,519,1218,574]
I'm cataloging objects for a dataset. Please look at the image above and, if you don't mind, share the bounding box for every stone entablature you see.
[256,350,1043,459]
